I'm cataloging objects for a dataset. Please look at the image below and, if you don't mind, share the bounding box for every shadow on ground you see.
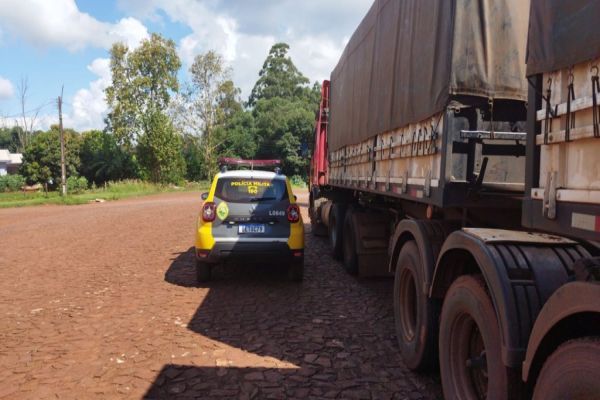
[146,226,442,399]
[144,365,301,399]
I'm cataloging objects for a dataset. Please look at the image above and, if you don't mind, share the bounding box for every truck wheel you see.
[196,261,212,283]
[393,241,438,371]
[439,275,518,400]
[533,337,600,400]
[328,203,346,260]
[288,259,304,282]
[309,193,327,237]
[342,209,358,274]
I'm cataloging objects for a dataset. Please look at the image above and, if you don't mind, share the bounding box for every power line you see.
[0,99,57,119]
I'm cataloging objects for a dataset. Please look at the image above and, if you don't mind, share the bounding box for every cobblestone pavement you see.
[0,191,442,399]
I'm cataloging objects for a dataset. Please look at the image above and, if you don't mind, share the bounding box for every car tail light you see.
[287,204,300,223]
[202,202,216,222]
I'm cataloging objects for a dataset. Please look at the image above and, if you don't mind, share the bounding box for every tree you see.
[253,97,314,176]
[248,43,312,107]
[0,127,23,153]
[137,110,186,184]
[20,126,81,187]
[16,77,40,150]
[172,50,244,179]
[218,110,258,160]
[105,33,184,183]
[247,43,320,178]
[105,33,181,148]
[79,130,139,185]
[180,134,204,182]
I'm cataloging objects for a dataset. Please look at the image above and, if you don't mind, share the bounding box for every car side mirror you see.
[201,192,209,201]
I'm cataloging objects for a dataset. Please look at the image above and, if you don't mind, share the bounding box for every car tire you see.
[342,208,359,274]
[196,260,212,283]
[288,259,304,282]
[533,337,600,400]
[439,275,520,400]
[328,203,346,260]
[393,241,438,371]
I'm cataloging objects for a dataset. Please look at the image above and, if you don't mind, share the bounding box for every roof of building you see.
[9,153,22,164]
[0,149,23,165]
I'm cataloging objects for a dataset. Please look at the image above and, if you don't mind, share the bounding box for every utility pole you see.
[58,86,67,196]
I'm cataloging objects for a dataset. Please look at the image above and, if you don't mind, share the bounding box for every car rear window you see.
[214,178,288,203]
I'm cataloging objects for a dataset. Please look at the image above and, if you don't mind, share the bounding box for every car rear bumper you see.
[196,241,303,264]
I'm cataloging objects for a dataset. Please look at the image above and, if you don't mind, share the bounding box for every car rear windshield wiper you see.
[250,196,277,202]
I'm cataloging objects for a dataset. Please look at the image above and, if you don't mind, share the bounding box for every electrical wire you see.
[0,99,57,119]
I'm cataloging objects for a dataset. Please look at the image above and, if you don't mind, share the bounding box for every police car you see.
[195,159,304,282]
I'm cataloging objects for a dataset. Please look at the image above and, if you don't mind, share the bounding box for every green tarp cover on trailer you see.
[329,0,530,151]
[526,0,600,76]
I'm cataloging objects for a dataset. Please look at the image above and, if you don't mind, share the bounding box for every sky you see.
[0,0,372,132]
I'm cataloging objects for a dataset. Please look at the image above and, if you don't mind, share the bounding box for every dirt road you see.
[0,191,441,399]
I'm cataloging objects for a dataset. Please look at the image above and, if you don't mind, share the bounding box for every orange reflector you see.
[293,251,303,257]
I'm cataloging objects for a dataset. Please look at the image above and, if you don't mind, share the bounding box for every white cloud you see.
[0,59,110,132]
[1,0,372,131]
[0,77,14,100]
[0,113,57,132]
[68,58,112,132]
[117,0,372,99]
[0,0,149,51]
[109,17,150,49]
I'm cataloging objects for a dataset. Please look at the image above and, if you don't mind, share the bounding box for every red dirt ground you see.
[0,191,441,399]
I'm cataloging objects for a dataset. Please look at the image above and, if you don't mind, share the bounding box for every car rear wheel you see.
[196,260,212,283]
[288,259,304,282]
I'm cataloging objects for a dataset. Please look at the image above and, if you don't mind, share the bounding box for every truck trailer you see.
[309,0,600,399]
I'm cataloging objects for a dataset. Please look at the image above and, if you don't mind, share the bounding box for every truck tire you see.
[288,259,304,282]
[393,241,438,371]
[342,208,358,274]
[439,275,519,400]
[309,192,328,237]
[196,260,212,283]
[328,203,346,260]
[533,337,600,400]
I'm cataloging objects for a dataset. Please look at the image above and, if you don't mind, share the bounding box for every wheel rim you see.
[398,268,418,342]
[467,324,487,399]
[450,312,488,400]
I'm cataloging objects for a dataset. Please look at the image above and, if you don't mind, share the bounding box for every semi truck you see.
[308,0,600,399]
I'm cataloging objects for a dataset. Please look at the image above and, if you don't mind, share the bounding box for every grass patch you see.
[0,180,210,208]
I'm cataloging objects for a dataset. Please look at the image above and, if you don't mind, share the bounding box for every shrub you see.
[66,176,89,194]
[289,175,306,188]
[0,174,26,192]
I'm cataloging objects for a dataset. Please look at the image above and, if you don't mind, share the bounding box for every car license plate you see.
[238,224,266,234]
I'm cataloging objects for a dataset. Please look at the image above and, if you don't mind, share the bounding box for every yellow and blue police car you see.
[195,159,304,282]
